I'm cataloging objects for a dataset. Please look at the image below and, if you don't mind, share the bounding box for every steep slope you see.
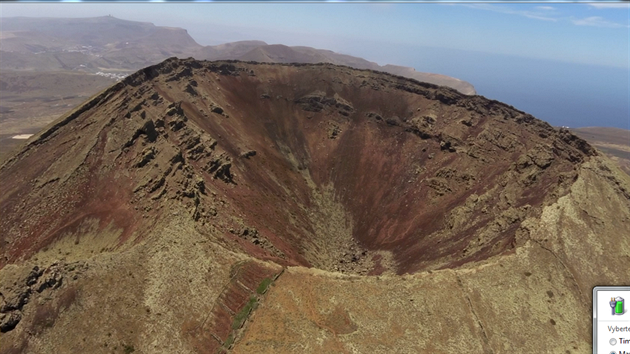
[572,127,630,175]
[1,58,628,354]
[0,58,596,273]
[0,17,476,161]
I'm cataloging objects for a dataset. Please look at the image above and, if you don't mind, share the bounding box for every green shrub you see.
[224,334,234,348]
[256,278,272,294]
[232,297,257,330]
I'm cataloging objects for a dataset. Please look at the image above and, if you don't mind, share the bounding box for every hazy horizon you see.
[1,2,628,129]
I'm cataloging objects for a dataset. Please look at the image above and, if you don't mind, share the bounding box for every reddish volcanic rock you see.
[2,58,630,354]
[0,58,596,275]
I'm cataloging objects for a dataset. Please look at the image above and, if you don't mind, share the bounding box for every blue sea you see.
[346,43,629,130]
[412,48,629,130]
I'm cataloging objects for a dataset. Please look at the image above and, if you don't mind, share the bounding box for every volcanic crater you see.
[3,58,630,354]
[0,58,596,276]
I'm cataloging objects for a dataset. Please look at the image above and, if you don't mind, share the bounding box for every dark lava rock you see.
[0,311,21,333]
[241,150,257,159]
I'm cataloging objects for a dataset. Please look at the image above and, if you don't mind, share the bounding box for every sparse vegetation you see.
[256,278,272,294]
[224,334,234,348]
[232,296,257,330]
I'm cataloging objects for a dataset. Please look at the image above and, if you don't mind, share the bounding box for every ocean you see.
[410,47,629,130]
[345,43,629,129]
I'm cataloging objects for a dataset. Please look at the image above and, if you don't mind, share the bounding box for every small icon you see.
[610,338,618,345]
[611,351,617,354]
[610,297,626,316]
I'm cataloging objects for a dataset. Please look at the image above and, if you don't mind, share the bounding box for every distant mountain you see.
[0,16,475,94]
[194,40,269,61]
[380,64,475,96]
[0,16,202,71]
[223,44,475,95]
[1,16,159,46]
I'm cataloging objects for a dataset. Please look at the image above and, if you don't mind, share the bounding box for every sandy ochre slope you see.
[0,58,628,354]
